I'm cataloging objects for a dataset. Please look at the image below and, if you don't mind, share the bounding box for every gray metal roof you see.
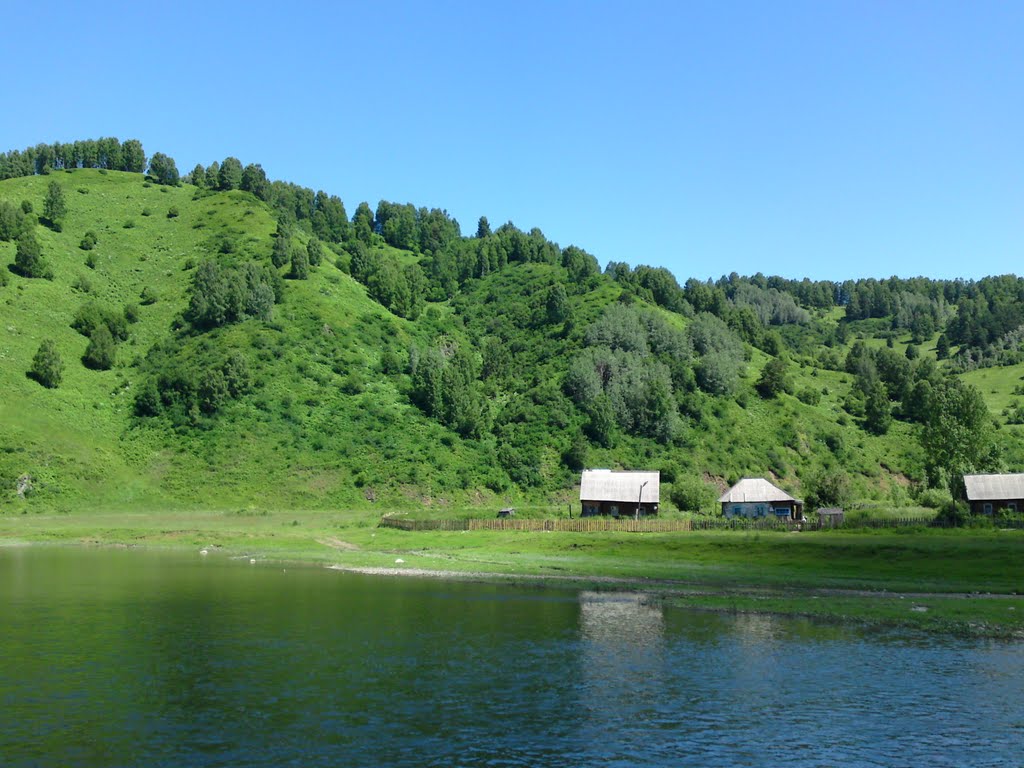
[579,470,660,503]
[718,477,799,504]
[963,473,1024,501]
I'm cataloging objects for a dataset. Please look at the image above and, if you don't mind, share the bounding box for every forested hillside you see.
[2,138,1022,513]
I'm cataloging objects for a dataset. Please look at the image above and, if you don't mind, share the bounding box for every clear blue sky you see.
[5,1,1022,282]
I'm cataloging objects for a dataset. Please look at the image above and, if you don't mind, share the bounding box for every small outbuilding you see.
[579,469,660,517]
[719,477,804,520]
[816,508,845,528]
[963,473,1024,515]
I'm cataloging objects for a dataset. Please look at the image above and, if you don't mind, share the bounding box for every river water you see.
[0,547,1021,767]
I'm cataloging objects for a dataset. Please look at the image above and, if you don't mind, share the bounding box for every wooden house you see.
[963,473,1024,515]
[719,477,804,520]
[579,470,660,517]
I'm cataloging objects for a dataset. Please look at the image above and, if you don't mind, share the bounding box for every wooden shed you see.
[719,477,804,520]
[816,508,845,528]
[579,470,660,517]
[963,473,1024,515]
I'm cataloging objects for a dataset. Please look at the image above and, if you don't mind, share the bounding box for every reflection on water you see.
[580,590,665,648]
[578,592,667,742]
[0,547,1022,767]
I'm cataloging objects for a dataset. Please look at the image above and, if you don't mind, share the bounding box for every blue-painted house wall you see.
[723,501,797,519]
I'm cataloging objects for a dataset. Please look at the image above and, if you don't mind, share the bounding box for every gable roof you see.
[718,477,798,504]
[963,473,1024,501]
[579,470,660,504]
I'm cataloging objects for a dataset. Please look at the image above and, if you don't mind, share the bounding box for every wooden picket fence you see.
[849,516,1024,529]
[378,514,1024,533]
[378,516,805,533]
[848,516,939,529]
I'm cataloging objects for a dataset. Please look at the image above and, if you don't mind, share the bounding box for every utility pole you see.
[636,480,649,520]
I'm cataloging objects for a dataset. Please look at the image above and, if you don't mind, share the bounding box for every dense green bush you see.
[186,260,278,329]
[797,386,821,405]
[915,487,950,509]
[756,358,791,398]
[82,325,116,369]
[670,477,717,512]
[0,200,31,241]
[13,231,52,278]
[72,301,128,341]
[28,340,63,388]
[135,345,253,424]
[932,500,969,528]
[805,468,851,509]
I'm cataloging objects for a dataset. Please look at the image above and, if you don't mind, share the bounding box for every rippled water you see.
[1,547,1022,767]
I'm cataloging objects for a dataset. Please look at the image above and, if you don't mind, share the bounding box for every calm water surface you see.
[1,547,1022,767]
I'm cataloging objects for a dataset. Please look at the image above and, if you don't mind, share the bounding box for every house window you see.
[732,506,741,517]
[983,503,993,515]
[1008,503,1017,513]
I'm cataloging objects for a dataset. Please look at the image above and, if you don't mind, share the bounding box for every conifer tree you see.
[43,180,66,229]
[205,161,220,189]
[271,234,291,269]
[290,247,309,280]
[306,237,324,267]
[863,381,892,435]
[218,157,243,190]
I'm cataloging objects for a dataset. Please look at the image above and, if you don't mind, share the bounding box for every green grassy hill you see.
[0,170,498,511]
[1,165,1021,515]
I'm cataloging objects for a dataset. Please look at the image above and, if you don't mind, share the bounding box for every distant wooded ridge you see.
[4,137,1021,370]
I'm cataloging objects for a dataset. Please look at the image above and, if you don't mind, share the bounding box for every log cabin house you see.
[963,473,1024,515]
[579,469,660,517]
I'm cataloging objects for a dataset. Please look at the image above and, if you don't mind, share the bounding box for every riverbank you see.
[330,565,1024,639]
[1,509,1022,637]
